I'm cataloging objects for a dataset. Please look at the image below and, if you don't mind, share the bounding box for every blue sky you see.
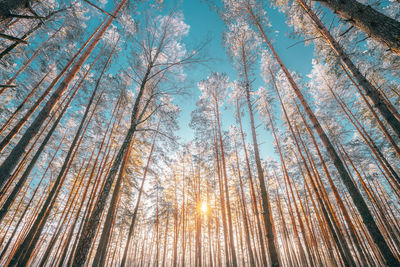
[169,0,315,159]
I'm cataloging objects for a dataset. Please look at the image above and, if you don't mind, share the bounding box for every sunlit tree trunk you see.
[9,81,105,266]
[162,215,169,267]
[242,64,280,267]
[247,4,399,264]
[213,131,231,267]
[235,98,267,266]
[120,122,160,267]
[297,0,400,139]
[0,50,102,223]
[0,3,116,187]
[214,99,238,267]
[92,142,131,266]
[232,143,256,267]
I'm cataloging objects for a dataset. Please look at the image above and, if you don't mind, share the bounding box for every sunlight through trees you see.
[0,0,399,266]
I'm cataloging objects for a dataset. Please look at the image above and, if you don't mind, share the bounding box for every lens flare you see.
[200,201,208,213]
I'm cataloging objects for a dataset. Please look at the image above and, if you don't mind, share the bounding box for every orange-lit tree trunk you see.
[120,121,160,267]
[246,4,399,264]
[242,67,280,267]
[235,97,267,266]
[214,99,238,267]
[0,0,125,188]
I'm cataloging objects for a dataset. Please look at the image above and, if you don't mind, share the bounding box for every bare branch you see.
[0,33,28,44]
[286,36,322,49]
[82,0,116,18]
[6,13,45,19]
[0,84,17,88]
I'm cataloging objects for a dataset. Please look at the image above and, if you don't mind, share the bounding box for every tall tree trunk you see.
[161,215,169,267]
[233,144,256,267]
[241,51,280,266]
[294,101,369,265]
[213,132,231,267]
[92,141,131,266]
[0,49,102,223]
[8,44,114,266]
[297,0,400,140]
[247,6,400,265]
[314,0,400,56]
[0,0,124,188]
[215,100,238,267]
[235,97,268,266]
[120,121,160,267]
[72,60,151,266]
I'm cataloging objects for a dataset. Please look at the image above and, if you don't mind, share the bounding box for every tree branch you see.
[82,0,116,18]
[0,33,28,44]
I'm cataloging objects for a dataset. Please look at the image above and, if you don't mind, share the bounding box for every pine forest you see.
[0,0,400,266]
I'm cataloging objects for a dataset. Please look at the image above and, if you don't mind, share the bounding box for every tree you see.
[72,11,200,265]
[315,0,400,56]
[224,16,280,266]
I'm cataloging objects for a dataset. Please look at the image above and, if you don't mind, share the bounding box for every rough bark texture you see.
[316,0,400,56]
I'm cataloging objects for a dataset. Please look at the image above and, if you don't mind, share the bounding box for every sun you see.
[200,201,208,213]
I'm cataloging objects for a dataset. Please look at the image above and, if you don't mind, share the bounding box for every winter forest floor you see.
[0,0,400,266]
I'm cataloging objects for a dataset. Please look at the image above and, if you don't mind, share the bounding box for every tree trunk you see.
[315,0,400,56]
[233,144,256,267]
[215,100,238,267]
[0,49,101,223]
[92,142,130,266]
[8,44,114,266]
[213,132,231,267]
[120,121,160,267]
[0,0,123,188]
[241,45,280,266]
[297,0,400,142]
[235,98,268,266]
[248,6,400,265]
[72,60,150,266]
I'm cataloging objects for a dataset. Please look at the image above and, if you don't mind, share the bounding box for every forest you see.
[0,0,399,266]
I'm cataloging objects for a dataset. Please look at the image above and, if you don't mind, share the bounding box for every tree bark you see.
[240,40,280,266]
[8,41,114,266]
[72,61,150,266]
[215,100,238,267]
[315,0,400,56]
